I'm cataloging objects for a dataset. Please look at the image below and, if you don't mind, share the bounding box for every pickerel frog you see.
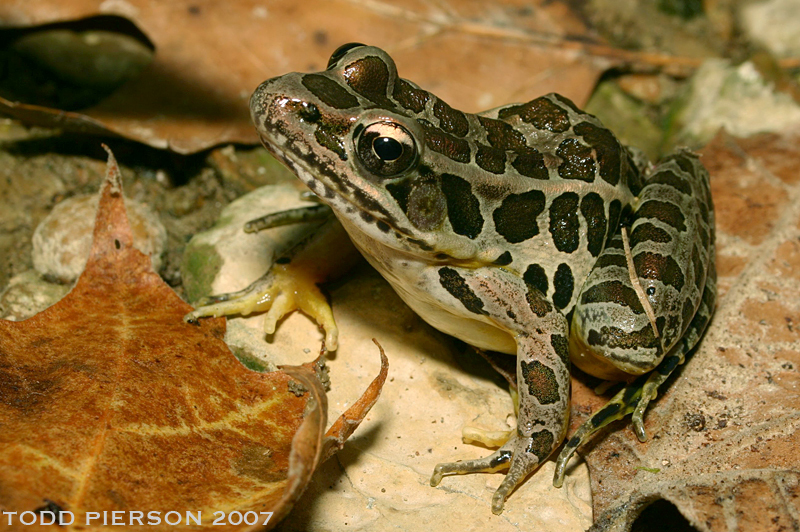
[187,44,716,514]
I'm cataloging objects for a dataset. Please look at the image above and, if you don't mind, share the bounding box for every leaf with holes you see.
[0,147,388,531]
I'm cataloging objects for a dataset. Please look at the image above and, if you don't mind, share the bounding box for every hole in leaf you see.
[34,499,65,516]
[632,499,698,532]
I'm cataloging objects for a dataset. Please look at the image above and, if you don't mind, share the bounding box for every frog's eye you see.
[356,122,418,177]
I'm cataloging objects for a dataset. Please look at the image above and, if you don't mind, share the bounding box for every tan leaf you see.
[0,0,605,153]
[575,130,800,532]
[0,148,386,531]
[321,339,388,463]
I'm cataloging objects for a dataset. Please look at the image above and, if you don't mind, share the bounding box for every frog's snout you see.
[249,76,285,125]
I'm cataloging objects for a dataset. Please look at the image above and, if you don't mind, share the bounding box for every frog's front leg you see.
[427,266,570,515]
[185,212,359,350]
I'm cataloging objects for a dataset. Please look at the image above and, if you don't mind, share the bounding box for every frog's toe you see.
[631,388,658,442]
[186,289,265,322]
[184,299,252,323]
[190,296,217,310]
[261,292,292,334]
[553,435,580,488]
[430,448,512,488]
[491,449,541,515]
[462,426,514,448]
[431,433,550,514]
[632,413,648,442]
[287,280,338,351]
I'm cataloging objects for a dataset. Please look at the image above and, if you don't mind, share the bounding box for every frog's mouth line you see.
[262,140,450,262]
[258,130,433,252]
[252,84,430,248]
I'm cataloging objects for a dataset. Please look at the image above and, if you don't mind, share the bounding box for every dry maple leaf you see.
[571,130,800,532]
[0,147,387,531]
[0,0,605,153]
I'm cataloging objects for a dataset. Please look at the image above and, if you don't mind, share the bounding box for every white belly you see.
[391,277,518,354]
[339,217,518,355]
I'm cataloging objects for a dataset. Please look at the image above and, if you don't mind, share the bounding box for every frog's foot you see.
[553,373,649,488]
[184,264,339,350]
[431,431,553,515]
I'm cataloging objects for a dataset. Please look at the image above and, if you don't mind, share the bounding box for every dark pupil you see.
[373,136,403,161]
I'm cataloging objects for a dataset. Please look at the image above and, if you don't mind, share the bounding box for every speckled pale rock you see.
[32,194,166,282]
[186,185,593,531]
[670,59,800,147]
[276,268,593,532]
[740,0,800,57]
[180,183,315,304]
[0,269,69,321]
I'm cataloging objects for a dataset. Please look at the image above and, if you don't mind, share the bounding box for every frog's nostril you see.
[298,101,321,122]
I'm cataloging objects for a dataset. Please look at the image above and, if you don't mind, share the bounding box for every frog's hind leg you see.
[630,254,716,439]
[555,150,715,486]
[554,253,716,486]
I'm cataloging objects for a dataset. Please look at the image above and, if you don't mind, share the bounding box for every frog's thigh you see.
[570,150,714,380]
[554,151,714,485]
[554,251,716,486]
[427,265,570,514]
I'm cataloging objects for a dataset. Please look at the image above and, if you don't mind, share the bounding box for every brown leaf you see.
[321,339,388,462]
[0,0,605,153]
[0,148,384,530]
[576,130,800,532]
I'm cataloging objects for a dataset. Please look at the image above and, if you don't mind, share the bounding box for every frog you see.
[186,43,716,514]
